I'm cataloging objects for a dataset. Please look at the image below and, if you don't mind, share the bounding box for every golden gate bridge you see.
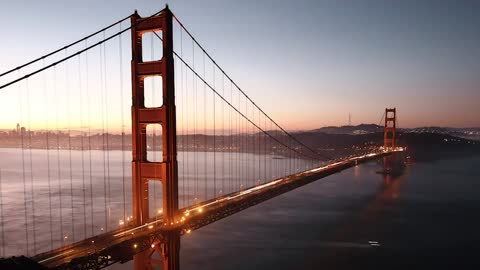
[0,5,402,269]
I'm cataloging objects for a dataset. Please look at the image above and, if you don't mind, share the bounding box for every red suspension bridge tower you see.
[384,108,397,150]
[131,6,179,270]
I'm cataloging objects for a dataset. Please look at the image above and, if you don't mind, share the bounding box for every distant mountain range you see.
[310,124,382,135]
[405,127,480,140]
[308,124,480,141]
[292,127,480,162]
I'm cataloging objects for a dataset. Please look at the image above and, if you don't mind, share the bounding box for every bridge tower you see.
[384,108,396,150]
[130,5,179,270]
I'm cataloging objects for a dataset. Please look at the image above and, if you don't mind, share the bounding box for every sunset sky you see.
[0,0,479,131]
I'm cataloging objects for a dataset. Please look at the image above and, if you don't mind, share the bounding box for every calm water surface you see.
[111,155,480,269]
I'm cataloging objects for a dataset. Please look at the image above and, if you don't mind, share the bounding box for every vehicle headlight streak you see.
[114,149,404,239]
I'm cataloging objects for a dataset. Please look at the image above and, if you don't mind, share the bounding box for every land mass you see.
[1,124,479,162]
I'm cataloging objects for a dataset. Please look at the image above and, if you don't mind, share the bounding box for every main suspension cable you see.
[172,14,332,161]
[0,8,166,90]
[154,31,322,161]
[153,31,324,162]
[0,15,130,78]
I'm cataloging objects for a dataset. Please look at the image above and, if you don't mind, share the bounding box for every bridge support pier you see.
[133,231,180,270]
[131,5,179,270]
[163,232,181,270]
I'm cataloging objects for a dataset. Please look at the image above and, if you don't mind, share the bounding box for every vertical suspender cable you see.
[242,92,245,188]
[213,64,216,198]
[293,140,296,172]
[255,105,257,185]
[26,78,37,254]
[66,49,75,243]
[0,169,4,256]
[230,82,233,193]
[289,138,292,174]
[103,32,111,230]
[203,53,207,200]
[181,29,190,207]
[99,40,108,233]
[271,121,274,179]
[232,84,235,192]
[282,134,285,177]
[20,75,29,255]
[254,105,257,183]
[258,107,261,184]
[254,106,256,184]
[267,120,270,180]
[119,24,127,223]
[247,98,249,186]
[294,146,297,173]
[290,140,296,174]
[241,96,244,188]
[235,88,239,189]
[256,105,259,185]
[244,96,247,188]
[193,41,197,204]
[85,41,94,237]
[272,122,275,179]
[54,66,64,245]
[286,136,289,176]
[221,73,225,195]
[238,88,240,190]
[180,28,186,208]
[79,54,87,239]
[236,90,239,189]
[288,136,291,176]
[247,100,250,185]
[250,101,253,186]
[246,100,249,186]
[264,113,267,183]
[188,37,193,207]
[43,59,54,250]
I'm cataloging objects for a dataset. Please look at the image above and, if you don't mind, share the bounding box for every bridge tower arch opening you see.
[131,5,179,270]
[384,108,396,150]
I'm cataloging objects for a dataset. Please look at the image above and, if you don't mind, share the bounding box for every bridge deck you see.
[33,150,401,269]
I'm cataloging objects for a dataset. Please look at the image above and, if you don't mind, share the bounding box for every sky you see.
[0,0,479,130]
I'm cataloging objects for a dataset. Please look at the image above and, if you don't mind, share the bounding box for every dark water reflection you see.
[107,155,480,269]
